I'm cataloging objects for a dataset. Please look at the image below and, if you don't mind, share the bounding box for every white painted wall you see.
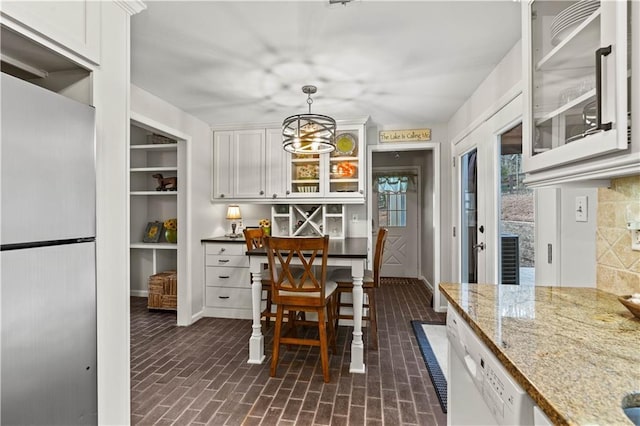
[445,40,522,299]
[448,41,523,145]
[560,187,598,286]
[131,85,214,323]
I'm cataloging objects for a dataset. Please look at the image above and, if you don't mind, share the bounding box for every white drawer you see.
[205,242,245,256]
[205,254,248,268]
[205,266,249,287]
[206,286,252,309]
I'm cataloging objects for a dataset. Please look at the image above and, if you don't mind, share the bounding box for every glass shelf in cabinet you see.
[536,10,600,71]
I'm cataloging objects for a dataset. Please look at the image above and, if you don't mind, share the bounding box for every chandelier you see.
[282,85,336,154]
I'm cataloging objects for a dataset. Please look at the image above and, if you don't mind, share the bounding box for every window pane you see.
[377,176,407,228]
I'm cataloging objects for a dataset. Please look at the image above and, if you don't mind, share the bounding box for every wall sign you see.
[379,128,431,143]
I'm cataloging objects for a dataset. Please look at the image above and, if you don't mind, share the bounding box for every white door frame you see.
[367,142,441,310]
[452,95,523,284]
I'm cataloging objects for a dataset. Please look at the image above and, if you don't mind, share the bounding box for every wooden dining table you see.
[246,237,369,374]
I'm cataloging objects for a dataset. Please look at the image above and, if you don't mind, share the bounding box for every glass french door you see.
[461,149,481,283]
[455,95,523,285]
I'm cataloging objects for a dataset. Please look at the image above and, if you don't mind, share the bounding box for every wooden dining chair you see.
[243,228,275,328]
[264,235,338,383]
[329,227,388,350]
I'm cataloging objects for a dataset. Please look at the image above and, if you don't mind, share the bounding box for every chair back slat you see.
[264,235,330,305]
[373,228,388,287]
[243,228,265,251]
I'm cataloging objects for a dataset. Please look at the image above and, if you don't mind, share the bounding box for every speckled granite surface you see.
[439,283,640,426]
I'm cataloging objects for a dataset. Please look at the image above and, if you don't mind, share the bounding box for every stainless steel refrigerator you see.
[1,73,97,424]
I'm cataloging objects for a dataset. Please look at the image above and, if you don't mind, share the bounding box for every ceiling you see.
[131,1,521,128]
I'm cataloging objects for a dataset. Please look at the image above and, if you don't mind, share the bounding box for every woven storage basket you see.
[148,270,177,310]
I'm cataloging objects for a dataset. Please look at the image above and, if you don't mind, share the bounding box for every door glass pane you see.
[499,124,535,286]
[377,175,408,228]
[461,150,478,283]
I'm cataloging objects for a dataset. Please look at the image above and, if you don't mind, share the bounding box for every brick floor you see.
[131,278,447,425]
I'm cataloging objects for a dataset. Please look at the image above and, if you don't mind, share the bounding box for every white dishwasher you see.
[447,307,534,426]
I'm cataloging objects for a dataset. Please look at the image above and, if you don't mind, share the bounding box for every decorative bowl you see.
[618,295,640,319]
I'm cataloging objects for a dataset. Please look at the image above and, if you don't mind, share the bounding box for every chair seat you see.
[278,280,337,298]
[329,268,374,285]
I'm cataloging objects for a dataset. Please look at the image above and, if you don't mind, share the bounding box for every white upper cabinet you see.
[522,0,637,185]
[213,128,289,200]
[288,121,366,202]
[1,1,101,66]
[213,129,267,199]
[212,118,368,203]
[265,128,290,200]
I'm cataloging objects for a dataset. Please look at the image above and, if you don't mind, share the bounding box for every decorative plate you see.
[335,133,356,155]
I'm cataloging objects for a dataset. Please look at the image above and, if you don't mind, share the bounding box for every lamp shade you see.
[226,205,241,220]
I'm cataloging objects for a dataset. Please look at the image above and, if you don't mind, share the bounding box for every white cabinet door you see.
[522,0,631,179]
[265,128,290,200]
[233,129,266,198]
[287,120,367,201]
[213,131,233,199]
[1,1,101,65]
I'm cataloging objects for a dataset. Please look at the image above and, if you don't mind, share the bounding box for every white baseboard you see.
[130,290,148,297]
[191,309,204,324]
[417,275,433,292]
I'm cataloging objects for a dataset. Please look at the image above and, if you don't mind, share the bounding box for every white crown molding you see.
[113,0,146,16]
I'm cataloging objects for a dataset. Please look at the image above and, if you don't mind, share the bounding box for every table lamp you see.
[226,204,242,237]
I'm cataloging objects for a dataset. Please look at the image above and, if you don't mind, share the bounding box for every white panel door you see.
[373,168,419,278]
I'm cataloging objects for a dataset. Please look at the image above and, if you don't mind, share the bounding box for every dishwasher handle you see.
[464,353,477,377]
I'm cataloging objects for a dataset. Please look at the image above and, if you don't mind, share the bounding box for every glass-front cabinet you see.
[522,0,631,173]
[289,122,365,200]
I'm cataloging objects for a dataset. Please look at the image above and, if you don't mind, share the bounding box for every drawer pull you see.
[218,275,230,279]
[219,248,226,253]
[218,259,230,263]
[218,296,230,299]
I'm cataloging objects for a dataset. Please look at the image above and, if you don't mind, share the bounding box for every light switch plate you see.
[575,196,588,222]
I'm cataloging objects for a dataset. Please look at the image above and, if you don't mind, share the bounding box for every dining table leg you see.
[248,267,265,364]
[349,260,366,373]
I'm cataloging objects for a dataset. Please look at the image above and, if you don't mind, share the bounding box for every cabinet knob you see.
[273,194,277,199]
[259,190,264,195]
[220,194,225,198]
[359,189,364,194]
[219,248,226,253]
[286,190,290,195]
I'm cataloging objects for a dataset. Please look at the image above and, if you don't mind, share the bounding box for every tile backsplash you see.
[596,175,640,295]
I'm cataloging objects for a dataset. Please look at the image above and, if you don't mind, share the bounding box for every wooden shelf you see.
[130,191,178,196]
[130,242,178,250]
[130,166,177,173]
[130,143,177,151]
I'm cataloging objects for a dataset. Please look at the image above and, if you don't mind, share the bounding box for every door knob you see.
[473,242,485,251]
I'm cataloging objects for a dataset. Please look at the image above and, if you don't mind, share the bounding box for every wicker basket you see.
[148,270,177,310]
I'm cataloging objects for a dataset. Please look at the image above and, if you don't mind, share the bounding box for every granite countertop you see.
[439,283,640,426]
